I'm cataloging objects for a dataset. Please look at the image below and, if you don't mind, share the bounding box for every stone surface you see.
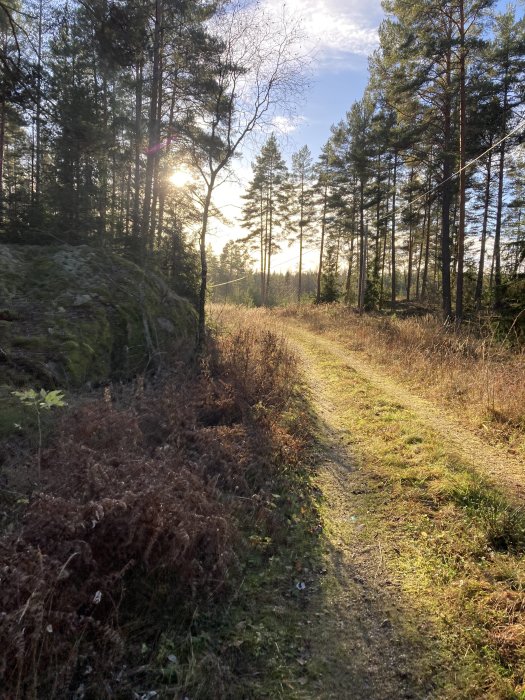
[0,244,197,403]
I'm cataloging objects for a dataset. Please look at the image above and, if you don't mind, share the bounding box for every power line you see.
[209,254,302,287]
[210,275,247,288]
[367,117,525,230]
[271,251,308,268]
[409,117,525,210]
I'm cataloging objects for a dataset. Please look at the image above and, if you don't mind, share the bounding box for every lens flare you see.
[169,167,193,187]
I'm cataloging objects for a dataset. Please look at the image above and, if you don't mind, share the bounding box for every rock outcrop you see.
[0,244,197,431]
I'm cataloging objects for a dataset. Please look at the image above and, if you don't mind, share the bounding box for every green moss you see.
[0,308,18,321]
[11,335,50,349]
[61,340,90,384]
[0,243,197,388]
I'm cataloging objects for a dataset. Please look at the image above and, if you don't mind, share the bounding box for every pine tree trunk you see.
[474,151,493,309]
[374,154,381,296]
[358,180,366,313]
[434,210,440,290]
[0,93,5,228]
[344,235,354,304]
[150,29,164,245]
[197,175,216,352]
[440,22,453,320]
[345,195,357,304]
[259,188,265,304]
[157,78,178,248]
[141,0,163,257]
[265,170,274,305]
[407,223,414,302]
[35,0,43,204]
[407,169,414,302]
[494,68,509,309]
[380,166,391,307]
[421,198,432,301]
[132,61,144,248]
[98,72,109,244]
[391,150,398,305]
[298,174,304,302]
[416,204,427,300]
[316,183,328,303]
[125,164,132,238]
[455,1,467,322]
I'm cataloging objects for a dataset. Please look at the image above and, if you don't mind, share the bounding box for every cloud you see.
[264,0,381,66]
[270,115,306,134]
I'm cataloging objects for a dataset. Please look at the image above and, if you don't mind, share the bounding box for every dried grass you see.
[0,314,301,698]
[279,303,525,446]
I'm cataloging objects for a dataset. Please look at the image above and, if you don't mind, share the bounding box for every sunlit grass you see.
[295,330,525,698]
[277,303,525,455]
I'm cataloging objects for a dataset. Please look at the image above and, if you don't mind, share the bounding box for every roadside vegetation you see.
[0,311,321,699]
[4,300,525,698]
[277,303,525,456]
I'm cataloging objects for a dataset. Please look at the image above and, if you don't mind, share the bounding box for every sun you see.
[169,166,193,187]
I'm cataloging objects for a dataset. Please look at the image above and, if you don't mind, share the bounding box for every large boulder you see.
[0,244,197,398]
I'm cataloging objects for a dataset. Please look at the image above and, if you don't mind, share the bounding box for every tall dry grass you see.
[277,303,525,450]
[212,311,298,412]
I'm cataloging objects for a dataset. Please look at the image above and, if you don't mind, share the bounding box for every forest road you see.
[279,321,436,700]
[285,320,525,506]
[277,317,525,699]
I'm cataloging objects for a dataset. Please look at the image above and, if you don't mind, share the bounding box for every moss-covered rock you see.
[0,244,197,393]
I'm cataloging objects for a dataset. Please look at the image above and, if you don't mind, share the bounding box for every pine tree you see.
[290,145,314,302]
[242,134,290,305]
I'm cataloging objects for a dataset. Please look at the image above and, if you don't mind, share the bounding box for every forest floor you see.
[212,305,525,699]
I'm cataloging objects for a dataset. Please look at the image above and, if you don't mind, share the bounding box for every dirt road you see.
[286,321,525,504]
[282,322,437,699]
[279,317,525,699]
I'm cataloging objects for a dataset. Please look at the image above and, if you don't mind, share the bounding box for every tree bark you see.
[416,203,427,300]
[421,197,432,300]
[141,0,163,258]
[34,0,43,204]
[440,19,453,320]
[316,182,328,303]
[132,61,144,249]
[494,67,509,309]
[197,176,216,351]
[391,150,398,305]
[474,151,492,309]
[298,172,304,302]
[406,169,414,302]
[358,179,367,313]
[455,0,467,322]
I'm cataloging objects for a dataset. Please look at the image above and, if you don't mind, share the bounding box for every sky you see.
[204,0,385,271]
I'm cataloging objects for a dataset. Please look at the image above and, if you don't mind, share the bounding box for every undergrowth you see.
[0,311,318,698]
